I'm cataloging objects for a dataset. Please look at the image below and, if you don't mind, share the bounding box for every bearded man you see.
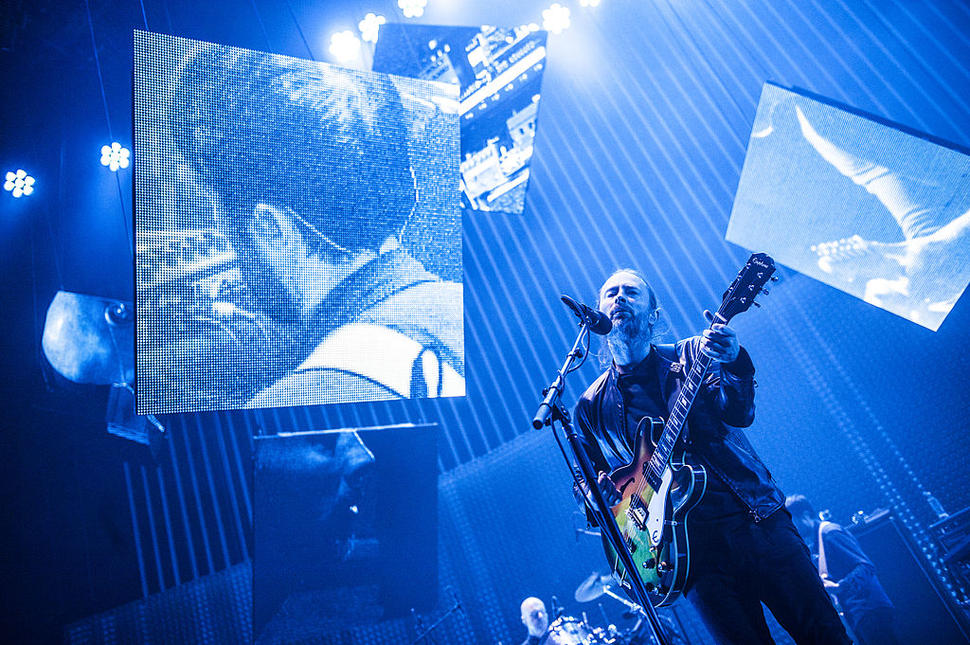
[164,46,464,409]
[572,269,849,644]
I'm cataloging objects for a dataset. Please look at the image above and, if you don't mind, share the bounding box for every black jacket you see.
[573,338,785,522]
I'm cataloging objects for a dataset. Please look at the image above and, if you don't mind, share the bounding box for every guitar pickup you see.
[626,505,647,530]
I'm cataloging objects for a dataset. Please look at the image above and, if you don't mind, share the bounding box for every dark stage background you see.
[2,0,969,642]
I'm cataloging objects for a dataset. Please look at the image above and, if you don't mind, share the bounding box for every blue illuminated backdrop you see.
[2,0,970,643]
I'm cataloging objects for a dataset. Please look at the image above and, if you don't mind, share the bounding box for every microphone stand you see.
[532,318,671,645]
[410,591,462,645]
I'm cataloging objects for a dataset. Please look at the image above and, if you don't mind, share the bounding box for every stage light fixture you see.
[4,169,35,198]
[42,290,165,448]
[542,3,571,34]
[398,0,427,19]
[100,142,130,172]
[329,30,362,62]
[359,13,386,44]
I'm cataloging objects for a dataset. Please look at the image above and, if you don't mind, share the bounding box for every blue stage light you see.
[3,169,35,197]
[100,142,130,171]
[359,13,386,44]
[329,30,362,62]
[542,3,571,34]
[398,0,427,19]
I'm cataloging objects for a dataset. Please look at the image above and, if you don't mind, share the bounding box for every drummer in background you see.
[519,597,550,645]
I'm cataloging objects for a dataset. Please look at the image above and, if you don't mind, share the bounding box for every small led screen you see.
[727,84,970,331]
[134,31,463,414]
[373,23,547,215]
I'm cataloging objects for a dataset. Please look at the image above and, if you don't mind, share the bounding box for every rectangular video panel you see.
[253,424,437,641]
[134,31,463,414]
[373,23,548,215]
[727,83,970,331]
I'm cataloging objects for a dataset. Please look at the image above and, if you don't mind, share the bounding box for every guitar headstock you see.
[717,253,776,323]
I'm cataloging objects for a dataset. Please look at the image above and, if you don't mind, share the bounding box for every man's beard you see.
[233,236,304,330]
[606,311,652,358]
[609,311,650,344]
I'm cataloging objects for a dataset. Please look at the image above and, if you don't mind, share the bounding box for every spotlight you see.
[329,30,362,62]
[542,3,571,34]
[100,142,130,172]
[398,0,427,19]
[4,169,35,198]
[359,13,386,44]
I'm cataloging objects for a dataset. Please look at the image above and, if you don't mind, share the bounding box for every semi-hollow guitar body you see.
[602,416,707,607]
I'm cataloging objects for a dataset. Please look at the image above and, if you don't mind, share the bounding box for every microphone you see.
[561,295,612,335]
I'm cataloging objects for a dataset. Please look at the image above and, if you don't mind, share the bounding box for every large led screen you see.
[373,23,547,215]
[134,31,464,414]
[727,83,970,331]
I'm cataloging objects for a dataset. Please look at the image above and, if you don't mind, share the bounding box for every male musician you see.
[519,596,550,645]
[786,494,898,645]
[165,46,464,408]
[573,269,850,644]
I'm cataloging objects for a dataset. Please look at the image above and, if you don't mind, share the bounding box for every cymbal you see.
[574,571,614,603]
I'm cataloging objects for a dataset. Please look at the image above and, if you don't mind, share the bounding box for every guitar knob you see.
[643,558,656,569]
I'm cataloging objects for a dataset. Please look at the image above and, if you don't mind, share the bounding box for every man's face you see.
[215,202,304,327]
[598,271,655,343]
[520,599,548,636]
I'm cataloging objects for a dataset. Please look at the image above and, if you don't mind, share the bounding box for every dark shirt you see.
[612,347,666,455]
[816,522,893,630]
[611,349,746,522]
[575,338,785,522]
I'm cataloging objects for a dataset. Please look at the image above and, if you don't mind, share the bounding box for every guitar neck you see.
[641,252,775,491]
[645,328,718,491]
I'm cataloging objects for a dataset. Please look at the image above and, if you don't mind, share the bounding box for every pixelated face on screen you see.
[727,84,970,331]
[134,31,464,414]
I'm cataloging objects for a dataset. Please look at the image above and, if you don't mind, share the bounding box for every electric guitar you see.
[600,253,776,607]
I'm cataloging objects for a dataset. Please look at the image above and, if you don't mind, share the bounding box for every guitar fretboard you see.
[645,332,717,492]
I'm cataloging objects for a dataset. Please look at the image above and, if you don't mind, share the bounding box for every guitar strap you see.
[817,520,833,579]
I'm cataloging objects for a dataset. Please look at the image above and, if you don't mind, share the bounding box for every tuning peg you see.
[771,276,779,282]
[761,288,770,295]
[752,301,761,308]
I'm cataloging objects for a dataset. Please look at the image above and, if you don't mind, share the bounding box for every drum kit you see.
[538,571,687,645]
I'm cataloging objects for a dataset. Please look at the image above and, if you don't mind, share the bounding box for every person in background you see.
[786,494,898,645]
[519,596,550,645]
